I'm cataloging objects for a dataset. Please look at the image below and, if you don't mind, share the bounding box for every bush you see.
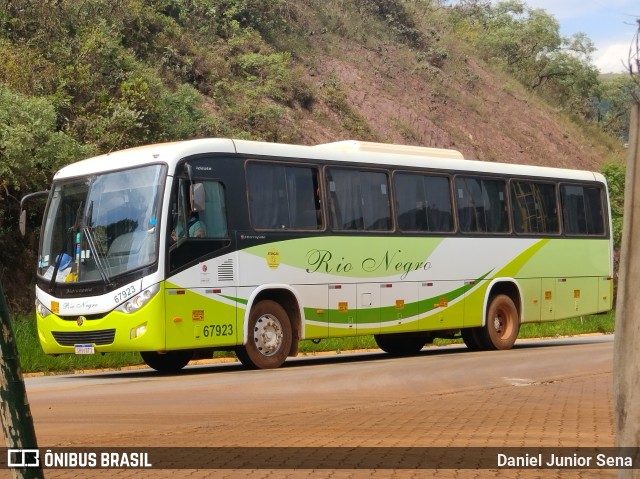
[602,161,625,248]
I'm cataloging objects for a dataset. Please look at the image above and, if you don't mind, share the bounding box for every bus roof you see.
[314,140,466,160]
[53,138,603,183]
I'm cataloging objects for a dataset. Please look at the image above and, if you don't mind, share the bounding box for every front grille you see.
[59,313,107,321]
[52,329,116,346]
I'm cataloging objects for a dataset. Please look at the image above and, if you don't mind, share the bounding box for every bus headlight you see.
[116,284,160,314]
[36,299,52,318]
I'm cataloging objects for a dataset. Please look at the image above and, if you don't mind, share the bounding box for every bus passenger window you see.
[456,176,508,234]
[560,184,604,235]
[395,173,453,232]
[326,168,392,232]
[511,181,559,234]
[247,162,322,231]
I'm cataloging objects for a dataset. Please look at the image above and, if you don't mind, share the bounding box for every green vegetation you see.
[602,162,626,248]
[13,312,614,374]
[449,1,602,125]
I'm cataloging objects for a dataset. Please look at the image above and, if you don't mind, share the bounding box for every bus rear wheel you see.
[236,300,292,369]
[461,327,484,351]
[374,333,427,356]
[141,350,193,373]
[480,294,520,350]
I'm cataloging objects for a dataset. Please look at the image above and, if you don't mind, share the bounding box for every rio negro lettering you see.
[306,249,431,280]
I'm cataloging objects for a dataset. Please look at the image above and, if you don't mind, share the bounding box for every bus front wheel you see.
[141,350,193,373]
[236,300,292,369]
[480,294,520,350]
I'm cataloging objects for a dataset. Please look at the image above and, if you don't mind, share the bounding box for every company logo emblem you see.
[77,316,86,326]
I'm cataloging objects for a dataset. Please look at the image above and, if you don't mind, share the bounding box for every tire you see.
[141,350,193,373]
[374,333,426,356]
[461,327,484,351]
[236,300,292,369]
[479,294,520,350]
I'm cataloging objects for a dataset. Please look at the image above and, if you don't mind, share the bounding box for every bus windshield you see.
[38,164,167,285]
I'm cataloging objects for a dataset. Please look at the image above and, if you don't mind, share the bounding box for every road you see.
[17,336,616,478]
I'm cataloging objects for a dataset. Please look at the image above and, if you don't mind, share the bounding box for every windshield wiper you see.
[82,201,111,285]
[82,226,111,285]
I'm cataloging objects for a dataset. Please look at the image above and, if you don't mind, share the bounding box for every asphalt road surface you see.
[17,335,616,479]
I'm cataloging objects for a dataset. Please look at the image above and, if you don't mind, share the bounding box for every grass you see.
[12,316,145,374]
[11,310,615,374]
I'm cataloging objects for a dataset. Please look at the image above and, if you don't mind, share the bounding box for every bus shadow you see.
[62,335,610,380]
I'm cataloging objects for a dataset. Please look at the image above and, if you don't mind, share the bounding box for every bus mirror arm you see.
[19,190,49,237]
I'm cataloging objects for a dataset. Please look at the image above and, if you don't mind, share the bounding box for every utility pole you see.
[0,279,44,479]
[614,19,640,479]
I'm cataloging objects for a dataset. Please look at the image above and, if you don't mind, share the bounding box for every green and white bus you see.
[32,139,613,372]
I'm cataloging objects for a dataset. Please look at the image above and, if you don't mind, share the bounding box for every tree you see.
[459,1,600,120]
[598,75,638,142]
[0,86,93,311]
[0,86,93,195]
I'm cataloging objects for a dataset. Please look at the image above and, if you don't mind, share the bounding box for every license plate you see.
[74,344,95,355]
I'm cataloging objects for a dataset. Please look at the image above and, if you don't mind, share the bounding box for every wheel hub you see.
[493,313,504,333]
[254,314,283,356]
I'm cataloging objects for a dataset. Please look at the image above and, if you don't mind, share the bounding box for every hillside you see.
[292,40,613,170]
[286,7,627,171]
[0,0,629,311]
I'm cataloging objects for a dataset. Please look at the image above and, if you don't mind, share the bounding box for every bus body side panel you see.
[380,281,419,333]
[514,238,612,323]
[598,275,614,313]
[165,252,241,350]
[239,236,546,338]
[36,235,613,355]
[164,284,239,350]
[516,278,542,323]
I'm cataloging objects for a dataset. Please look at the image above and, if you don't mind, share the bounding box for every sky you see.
[516,0,639,73]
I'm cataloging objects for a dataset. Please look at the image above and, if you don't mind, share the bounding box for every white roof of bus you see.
[53,138,603,183]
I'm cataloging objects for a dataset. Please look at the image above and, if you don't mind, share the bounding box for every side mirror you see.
[19,209,27,237]
[19,190,49,237]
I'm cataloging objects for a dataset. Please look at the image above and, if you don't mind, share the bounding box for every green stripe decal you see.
[306,270,492,325]
[495,238,550,277]
[221,295,247,305]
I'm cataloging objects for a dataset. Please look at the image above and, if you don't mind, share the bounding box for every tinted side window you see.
[247,163,321,230]
[560,184,605,235]
[326,168,392,231]
[170,179,228,240]
[456,177,508,233]
[168,178,231,273]
[511,181,559,234]
[395,173,453,232]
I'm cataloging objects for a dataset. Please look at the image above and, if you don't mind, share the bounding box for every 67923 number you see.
[203,324,233,337]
